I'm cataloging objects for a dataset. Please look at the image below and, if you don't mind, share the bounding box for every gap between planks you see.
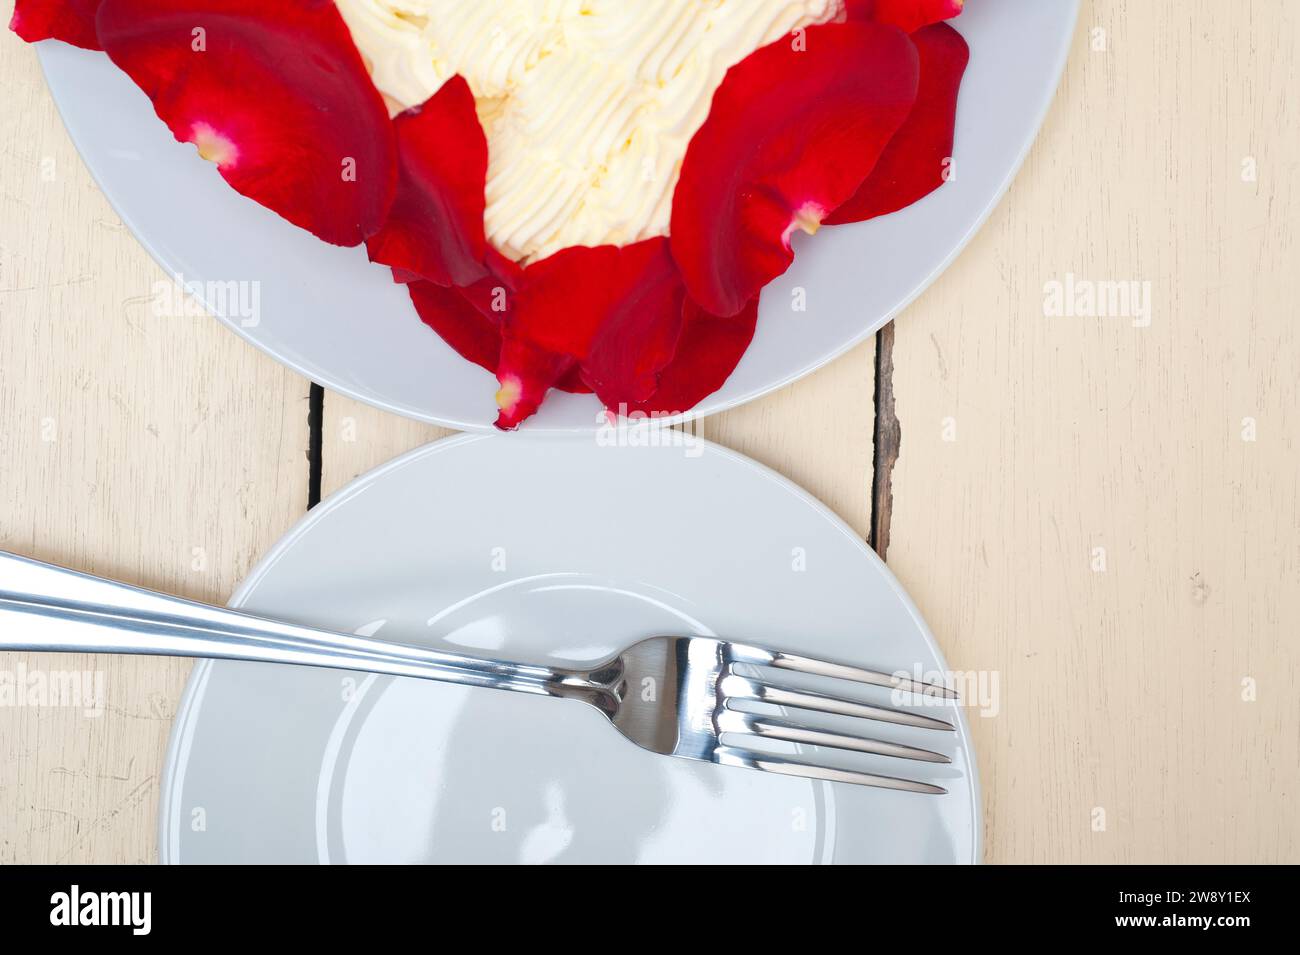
[869,321,900,560]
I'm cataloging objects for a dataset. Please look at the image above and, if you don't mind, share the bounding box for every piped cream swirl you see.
[337,0,844,263]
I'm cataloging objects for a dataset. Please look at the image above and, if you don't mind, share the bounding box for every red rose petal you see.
[407,279,500,373]
[483,246,525,291]
[556,366,594,395]
[406,275,591,404]
[390,267,425,285]
[494,337,575,430]
[365,76,490,287]
[519,240,684,408]
[826,22,969,225]
[508,240,679,361]
[846,0,965,33]
[582,281,687,410]
[9,0,102,48]
[454,246,523,312]
[488,239,687,427]
[434,250,596,393]
[97,0,396,247]
[625,297,760,418]
[456,275,510,319]
[411,237,745,427]
[671,23,919,317]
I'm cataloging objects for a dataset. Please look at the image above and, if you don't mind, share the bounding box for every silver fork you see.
[0,550,958,794]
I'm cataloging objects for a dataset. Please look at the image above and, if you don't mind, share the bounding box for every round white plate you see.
[38,0,1076,432]
[159,435,978,863]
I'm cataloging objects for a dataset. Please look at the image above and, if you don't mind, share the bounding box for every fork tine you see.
[717,708,951,763]
[713,745,948,795]
[720,674,954,731]
[766,650,959,699]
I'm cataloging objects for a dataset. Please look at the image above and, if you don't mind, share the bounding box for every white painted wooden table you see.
[1,0,1296,863]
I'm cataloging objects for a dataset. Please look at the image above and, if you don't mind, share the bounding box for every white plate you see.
[38,0,1077,432]
[159,435,978,863]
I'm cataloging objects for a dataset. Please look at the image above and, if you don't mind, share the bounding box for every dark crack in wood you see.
[869,322,901,560]
[307,383,324,510]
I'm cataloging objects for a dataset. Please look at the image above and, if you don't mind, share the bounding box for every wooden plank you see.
[320,395,453,497]
[885,0,1300,862]
[0,32,311,863]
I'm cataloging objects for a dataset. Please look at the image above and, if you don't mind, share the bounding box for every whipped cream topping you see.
[337,0,845,263]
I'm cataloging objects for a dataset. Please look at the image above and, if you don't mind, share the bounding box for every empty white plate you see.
[38,0,1077,431]
[160,435,978,863]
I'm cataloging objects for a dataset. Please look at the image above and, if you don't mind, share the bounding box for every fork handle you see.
[0,550,577,697]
